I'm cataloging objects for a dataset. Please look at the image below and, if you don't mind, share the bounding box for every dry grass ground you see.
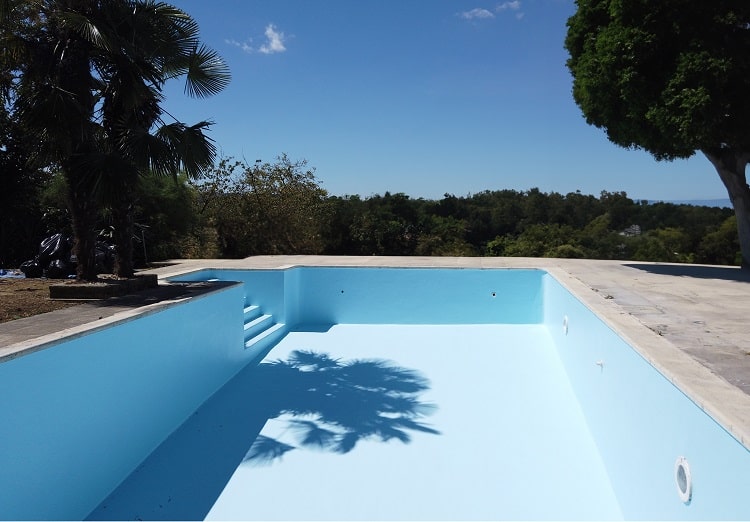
[0,278,80,324]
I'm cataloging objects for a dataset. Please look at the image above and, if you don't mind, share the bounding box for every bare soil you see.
[0,278,81,324]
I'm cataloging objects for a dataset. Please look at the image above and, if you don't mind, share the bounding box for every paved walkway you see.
[559,260,750,394]
[2,256,750,444]
[0,279,238,360]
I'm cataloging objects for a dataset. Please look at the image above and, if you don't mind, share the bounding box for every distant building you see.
[620,224,641,237]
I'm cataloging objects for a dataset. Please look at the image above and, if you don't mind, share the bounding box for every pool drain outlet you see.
[674,456,692,504]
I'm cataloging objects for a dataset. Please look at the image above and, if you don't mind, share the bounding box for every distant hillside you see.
[645,198,731,208]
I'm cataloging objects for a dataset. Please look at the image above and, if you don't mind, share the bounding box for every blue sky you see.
[163,0,725,202]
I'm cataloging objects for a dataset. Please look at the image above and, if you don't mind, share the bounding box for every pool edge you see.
[7,255,750,454]
[546,266,750,450]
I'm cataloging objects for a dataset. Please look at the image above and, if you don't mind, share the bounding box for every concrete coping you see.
[0,280,241,363]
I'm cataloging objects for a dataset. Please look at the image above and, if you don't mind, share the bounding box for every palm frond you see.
[182,44,231,98]
[155,120,216,178]
[119,1,199,71]
[56,11,112,52]
[152,2,200,42]
[82,153,137,201]
[118,124,173,175]
[102,77,162,132]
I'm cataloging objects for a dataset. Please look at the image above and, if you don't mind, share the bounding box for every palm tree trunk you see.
[66,175,99,281]
[112,182,136,278]
[703,149,750,269]
[58,27,99,281]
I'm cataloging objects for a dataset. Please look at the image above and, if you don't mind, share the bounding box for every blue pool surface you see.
[2,267,750,520]
[91,324,620,520]
[207,325,621,520]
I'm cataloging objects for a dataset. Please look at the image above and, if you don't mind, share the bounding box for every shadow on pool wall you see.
[543,273,750,520]
[86,349,439,521]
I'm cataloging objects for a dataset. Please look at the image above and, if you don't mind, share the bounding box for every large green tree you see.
[196,155,330,257]
[565,1,750,267]
[7,0,228,279]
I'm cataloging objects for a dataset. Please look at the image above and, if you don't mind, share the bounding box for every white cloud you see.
[459,8,495,20]
[259,24,287,54]
[496,0,521,10]
[225,24,287,55]
[459,3,523,23]
[225,38,253,54]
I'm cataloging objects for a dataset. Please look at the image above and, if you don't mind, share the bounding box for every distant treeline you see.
[0,157,739,268]
[321,189,737,264]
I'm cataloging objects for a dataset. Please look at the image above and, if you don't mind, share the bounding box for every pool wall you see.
[174,266,750,519]
[3,266,750,520]
[0,283,250,520]
[543,273,750,520]
[174,267,544,325]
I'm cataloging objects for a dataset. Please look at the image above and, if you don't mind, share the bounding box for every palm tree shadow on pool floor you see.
[87,349,439,521]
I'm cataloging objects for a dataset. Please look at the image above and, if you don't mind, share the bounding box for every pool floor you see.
[89,324,622,521]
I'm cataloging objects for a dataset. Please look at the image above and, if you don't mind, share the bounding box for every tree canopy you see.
[565,1,750,267]
[2,2,745,274]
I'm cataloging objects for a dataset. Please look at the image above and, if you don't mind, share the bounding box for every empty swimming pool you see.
[2,266,749,520]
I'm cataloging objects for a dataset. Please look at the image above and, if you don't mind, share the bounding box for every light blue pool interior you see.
[1,267,749,520]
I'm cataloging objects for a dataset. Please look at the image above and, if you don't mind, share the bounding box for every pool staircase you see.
[242,301,286,358]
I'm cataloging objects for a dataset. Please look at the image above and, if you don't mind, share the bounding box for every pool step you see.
[244,314,274,338]
[242,302,286,357]
[244,322,286,352]
[243,305,262,321]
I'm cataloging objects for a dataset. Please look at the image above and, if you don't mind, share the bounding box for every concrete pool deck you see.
[2,256,750,449]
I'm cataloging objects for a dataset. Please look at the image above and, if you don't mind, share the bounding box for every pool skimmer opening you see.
[675,456,692,504]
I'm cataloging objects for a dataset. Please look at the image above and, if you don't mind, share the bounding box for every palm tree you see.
[102,120,218,278]
[8,0,229,279]
[95,1,228,277]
